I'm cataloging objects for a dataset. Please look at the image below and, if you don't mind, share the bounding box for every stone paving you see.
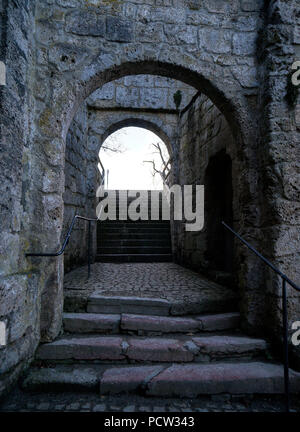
[0,389,299,413]
[64,263,237,315]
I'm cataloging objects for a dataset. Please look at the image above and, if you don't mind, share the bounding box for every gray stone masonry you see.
[0,0,299,401]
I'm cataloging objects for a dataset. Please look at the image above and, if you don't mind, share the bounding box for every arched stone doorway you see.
[27,57,258,342]
[63,115,173,273]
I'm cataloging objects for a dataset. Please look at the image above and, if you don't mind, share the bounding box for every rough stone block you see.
[140,87,168,109]
[121,314,201,334]
[49,43,90,72]
[231,65,258,88]
[205,0,239,14]
[199,312,240,331]
[106,16,133,43]
[36,336,124,361]
[87,296,170,316]
[233,33,257,56]
[199,29,231,54]
[240,0,263,12]
[21,366,100,391]
[65,10,105,36]
[150,7,186,24]
[165,25,198,46]
[192,335,267,358]
[146,362,300,397]
[135,22,164,43]
[127,337,194,362]
[124,75,154,87]
[100,365,164,395]
[185,0,201,10]
[63,313,120,333]
[89,83,115,102]
[116,86,139,108]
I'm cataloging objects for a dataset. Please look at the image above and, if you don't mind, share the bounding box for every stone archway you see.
[100,118,173,156]
[27,56,258,342]
[63,112,174,274]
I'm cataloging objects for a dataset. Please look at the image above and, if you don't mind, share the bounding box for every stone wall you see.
[63,104,98,273]
[1,0,299,398]
[87,75,196,111]
[175,93,237,286]
[88,108,178,156]
[256,0,300,365]
[0,0,39,397]
[87,74,196,158]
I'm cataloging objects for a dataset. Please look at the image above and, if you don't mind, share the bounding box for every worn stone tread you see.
[64,263,238,316]
[35,334,266,363]
[99,365,165,395]
[87,295,171,316]
[21,362,300,397]
[121,312,240,333]
[36,336,125,361]
[63,312,240,334]
[21,366,103,392]
[63,313,120,333]
[100,362,300,397]
[146,362,300,397]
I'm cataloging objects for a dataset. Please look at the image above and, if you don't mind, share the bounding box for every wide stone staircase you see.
[22,294,300,397]
[96,190,172,262]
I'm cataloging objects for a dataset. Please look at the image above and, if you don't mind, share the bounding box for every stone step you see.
[98,246,172,255]
[99,221,170,228]
[121,312,240,334]
[35,334,267,364]
[100,232,171,240]
[98,239,172,247]
[98,225,170,230]
[64,313,121,334]
[63,312,240,335]
[87,295,171,316]
[65,290,238,316]
[86,294,237,317]
[97,228,171,235]
[21,365,102,392]
[100,362,300,397]
[21,362,300,396]
[95,253,173,263]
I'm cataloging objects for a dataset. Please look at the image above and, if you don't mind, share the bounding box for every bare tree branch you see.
[101,129,128,154]
[152,142,167,166]
[145,142,171,180]
[143,160,163,177]
[101,144,124,153]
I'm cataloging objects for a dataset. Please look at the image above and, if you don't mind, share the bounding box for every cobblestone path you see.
[1,389,299,412]
[64,262,237,315]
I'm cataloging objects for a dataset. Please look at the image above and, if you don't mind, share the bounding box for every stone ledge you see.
[146,362,300,397]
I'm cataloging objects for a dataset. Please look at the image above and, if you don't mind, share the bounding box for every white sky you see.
[99,127,169,190]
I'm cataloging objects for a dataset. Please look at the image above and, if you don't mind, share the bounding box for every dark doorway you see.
[204,149,233,273]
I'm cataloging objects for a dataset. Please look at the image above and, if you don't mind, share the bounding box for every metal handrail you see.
[222,221,300,413]
[26,215,98,278]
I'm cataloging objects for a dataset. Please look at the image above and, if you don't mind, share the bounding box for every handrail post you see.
[88,220,91,279]
[282,278,290,413]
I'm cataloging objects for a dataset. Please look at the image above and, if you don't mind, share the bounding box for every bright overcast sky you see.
[99,127,169,190]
